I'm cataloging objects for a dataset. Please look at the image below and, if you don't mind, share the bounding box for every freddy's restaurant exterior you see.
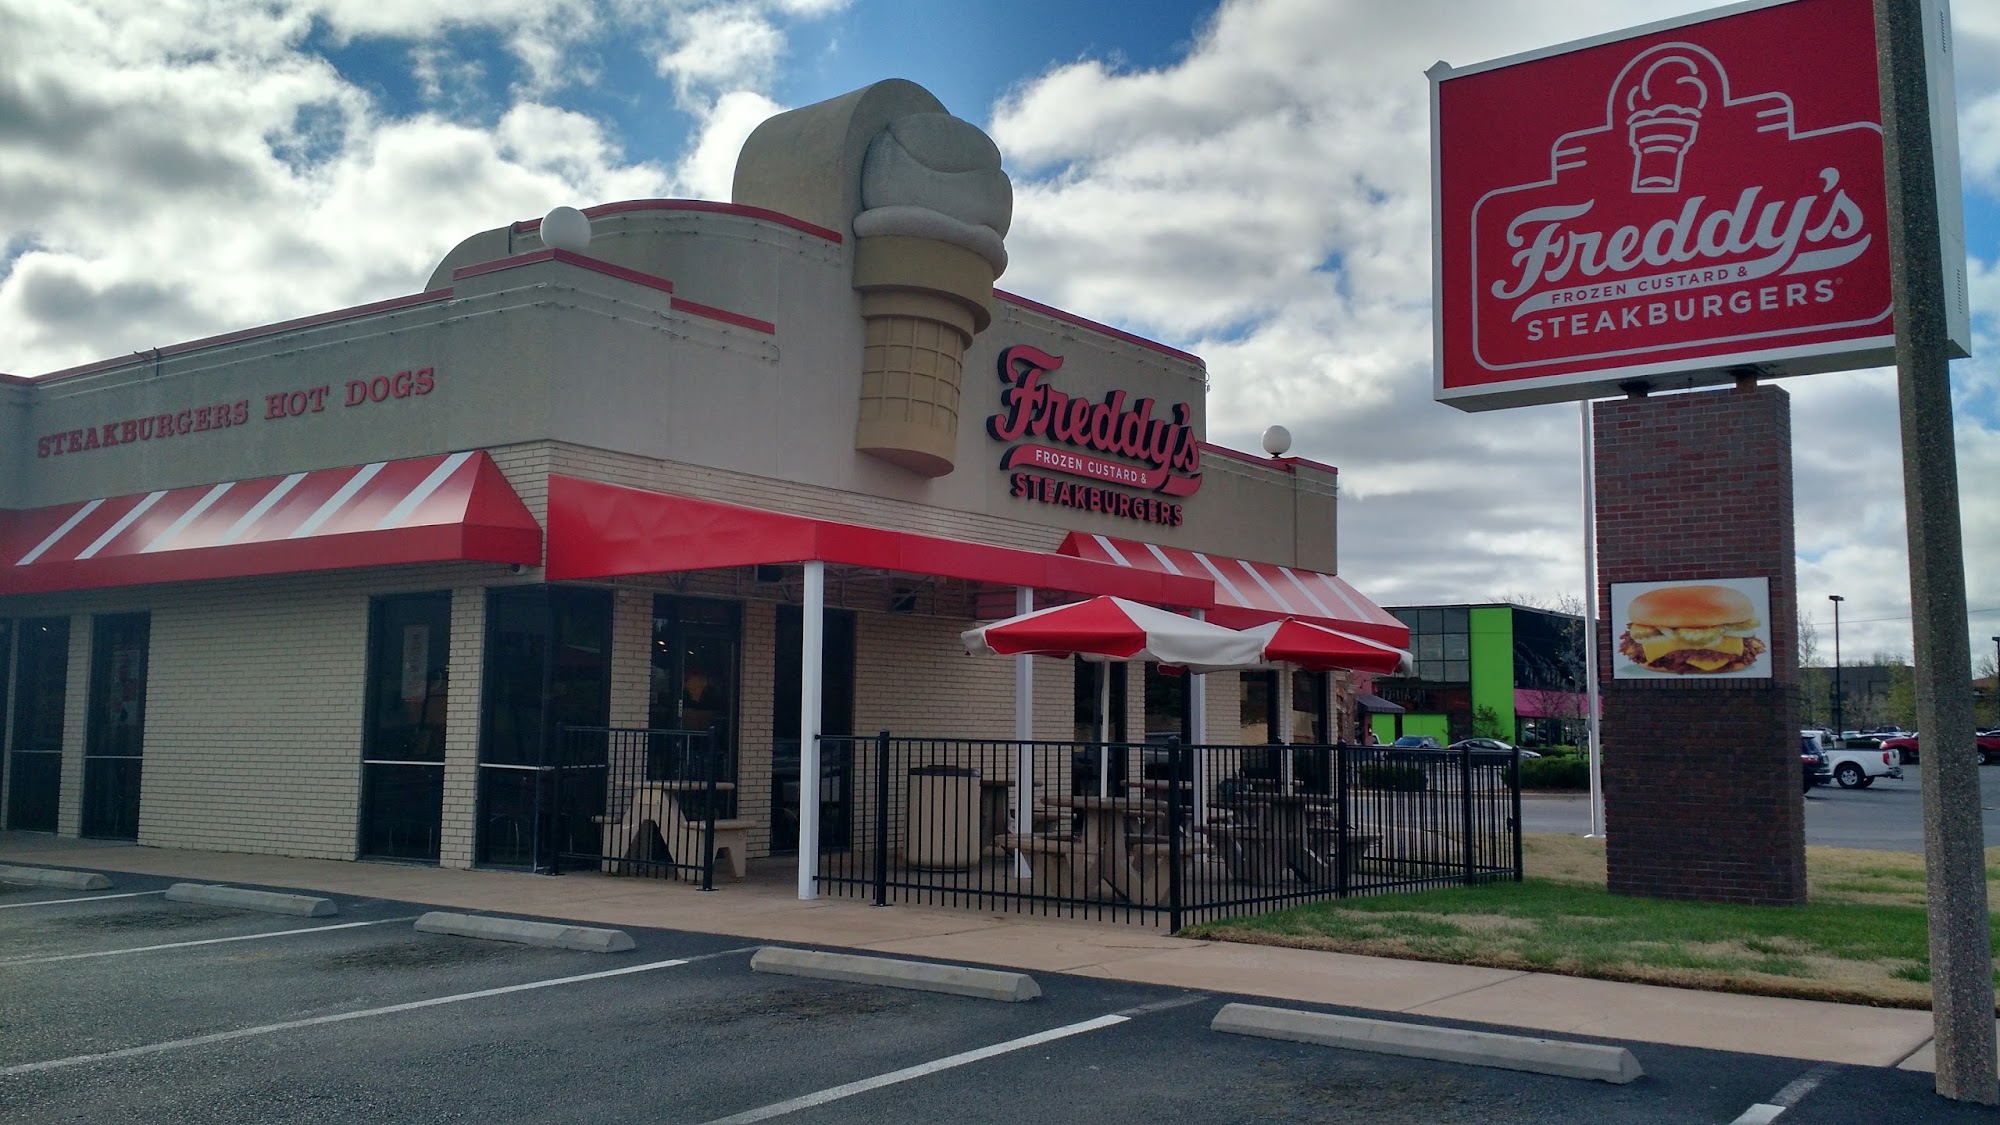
[0,81,1407,882]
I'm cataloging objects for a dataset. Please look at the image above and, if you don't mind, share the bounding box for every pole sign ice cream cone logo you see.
[1430,0,1967,411]
[988,344,1201,526]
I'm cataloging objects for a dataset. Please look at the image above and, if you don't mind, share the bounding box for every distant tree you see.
[1472,704,1504,740]
[1884,659,1917,731]
[1977,654,1999,730]
[1797,609,1828,727]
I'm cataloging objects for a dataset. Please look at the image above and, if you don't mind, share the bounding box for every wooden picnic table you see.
[1038,794,1170,903]
[1208,792,1347,886]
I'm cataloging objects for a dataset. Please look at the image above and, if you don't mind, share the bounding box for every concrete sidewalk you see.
[0,832,1947,1070]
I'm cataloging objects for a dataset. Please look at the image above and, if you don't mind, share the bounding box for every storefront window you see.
[772,604,856,853]
[1144,663,1190,742]
[1238,670,1276,744]
[8,617,68,832]
[1073,660,1128,743]
[477,586,610,867]
[360,593,450,862]
[1291,670,1328,743]
[82,613,149,839]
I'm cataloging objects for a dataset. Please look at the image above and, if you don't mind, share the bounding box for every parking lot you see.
[1521,764,2000,850]
[0,869,1985,1124]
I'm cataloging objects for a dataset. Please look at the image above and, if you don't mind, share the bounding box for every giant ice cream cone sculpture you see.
[849,114,1012,476]
[730,81,1013,477]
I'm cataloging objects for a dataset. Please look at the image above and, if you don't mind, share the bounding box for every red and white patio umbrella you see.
[1237,618,1414,676]
[961,595,1266,671]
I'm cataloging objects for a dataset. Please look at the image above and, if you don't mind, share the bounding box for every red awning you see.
[546,476,1213,606]
[1058,531,1409,647]
[0,451,541,596]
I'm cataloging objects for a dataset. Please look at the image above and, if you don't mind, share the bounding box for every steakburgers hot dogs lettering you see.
[1617,583,1767,675]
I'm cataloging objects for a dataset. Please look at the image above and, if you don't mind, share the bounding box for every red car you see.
[1880,733,2000,766]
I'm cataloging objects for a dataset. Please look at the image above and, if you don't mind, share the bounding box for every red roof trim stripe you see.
[993,289,1207,368]
[511,199,845,244]
[669,296,776,335]
[452,248,676,296]
[0,451,540,596]
[27,290,456,385]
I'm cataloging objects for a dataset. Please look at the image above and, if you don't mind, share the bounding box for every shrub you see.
[1520,756,1590,790]
[1357,762,1428,792]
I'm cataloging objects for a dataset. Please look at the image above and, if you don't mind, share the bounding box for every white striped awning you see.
[1057,532,1409,648]
[1,451,541,596]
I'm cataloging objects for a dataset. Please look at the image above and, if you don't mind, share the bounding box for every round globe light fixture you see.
[1261,424,1293,457]
[540,206,592,253]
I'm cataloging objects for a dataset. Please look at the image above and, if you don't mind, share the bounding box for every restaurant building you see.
[0,80,1406,876]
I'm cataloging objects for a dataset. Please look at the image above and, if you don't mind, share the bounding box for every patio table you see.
[1038,794,1170,903]
[614,780,737,864]
[1209,792,1341,886]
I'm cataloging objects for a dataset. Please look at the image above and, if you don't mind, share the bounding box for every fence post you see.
[700,731,718,892]
[1511,748,1524,882]
[547,725,566,876]
[1168,742,1185,933]
[1334,742,1349,898]
[1459,742,1476,885]
[873,730,891,907]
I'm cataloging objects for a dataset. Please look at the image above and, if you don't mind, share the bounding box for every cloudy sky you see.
[2,0,1996,669]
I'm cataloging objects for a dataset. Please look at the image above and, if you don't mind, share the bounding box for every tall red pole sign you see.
[1430,0,1969,410]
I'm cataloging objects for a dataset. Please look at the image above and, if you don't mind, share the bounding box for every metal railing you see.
[548,726,732,889]
[815,734,1521,931]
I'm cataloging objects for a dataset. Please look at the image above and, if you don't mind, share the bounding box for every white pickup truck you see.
[1802,730,1904,789]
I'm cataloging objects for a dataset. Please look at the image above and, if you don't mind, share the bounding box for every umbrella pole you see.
[1098,663,1111,797]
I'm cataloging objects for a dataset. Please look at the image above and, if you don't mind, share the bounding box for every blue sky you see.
[1,0,1995,667]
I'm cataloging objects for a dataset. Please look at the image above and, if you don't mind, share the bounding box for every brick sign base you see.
[1594,386,1805,905]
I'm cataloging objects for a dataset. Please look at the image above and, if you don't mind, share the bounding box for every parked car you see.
[1801,735,1832,792]
[1879,732,2000,766]
[1804,730,1903,788]
[1389,735,1441,749]
[1446,737,1541,759]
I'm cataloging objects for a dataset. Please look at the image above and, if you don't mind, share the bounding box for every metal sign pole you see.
[1875,0,1996,1103]
[1581,401,1604,839]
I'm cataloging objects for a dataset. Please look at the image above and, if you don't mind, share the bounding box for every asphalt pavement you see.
[1520,764,2000,850]
[0,872,1980,1124]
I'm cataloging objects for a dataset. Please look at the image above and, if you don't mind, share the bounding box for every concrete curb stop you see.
[1210,1003,1643,1084]
[414,911,635,953]
[750,946,1041,1002]
[0,864,113,891]
[164,883,337,917]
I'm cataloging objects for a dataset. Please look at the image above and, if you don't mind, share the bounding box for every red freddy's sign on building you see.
[1430,0,1969,410]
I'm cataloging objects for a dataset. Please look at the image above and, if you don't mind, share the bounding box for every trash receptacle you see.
[906,764,980,870]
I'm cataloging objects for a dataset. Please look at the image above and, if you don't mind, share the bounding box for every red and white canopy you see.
[1237,618,1413,676]
[1058,532,1409,648]
[0,450,541,596]
[961,595,1266,672]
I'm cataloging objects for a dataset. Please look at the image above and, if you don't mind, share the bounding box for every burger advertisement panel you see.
[1611,577,1772,680]
[1430,0,1970,411]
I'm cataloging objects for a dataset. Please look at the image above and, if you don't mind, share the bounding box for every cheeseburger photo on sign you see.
[1612,579,1771,679]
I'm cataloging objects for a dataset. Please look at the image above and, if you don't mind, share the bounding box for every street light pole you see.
[1829,595,1844,735]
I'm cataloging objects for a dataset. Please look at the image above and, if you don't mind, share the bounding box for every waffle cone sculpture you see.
[849,113,1012,476]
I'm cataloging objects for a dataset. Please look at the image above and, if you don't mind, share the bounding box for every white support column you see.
[1013,587,1035,877]
[796,561,825,901]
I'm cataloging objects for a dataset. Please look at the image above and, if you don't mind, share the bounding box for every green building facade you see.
[1369,603,1586,748]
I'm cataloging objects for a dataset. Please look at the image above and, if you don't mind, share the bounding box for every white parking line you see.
[0,890,166,911]
[0,917,416,966]
[1729,1063,1838,1124]
[701,1013,1132,1124]
[0,956,692,1076]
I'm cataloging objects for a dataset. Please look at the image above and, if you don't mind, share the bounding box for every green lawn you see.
[1182,837,2000,1009]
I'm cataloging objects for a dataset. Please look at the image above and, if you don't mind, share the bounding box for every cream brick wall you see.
[2,563,513,859]
[55,615,90,837]
[439,586,487,869]
[737,600,776,856]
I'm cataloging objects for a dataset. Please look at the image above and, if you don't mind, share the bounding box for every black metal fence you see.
[548,726,737,889]
[816,734,1521,931]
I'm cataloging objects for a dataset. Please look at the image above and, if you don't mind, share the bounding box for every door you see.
[7,619,66,832]
[650,597,741,817]
[82,614,148,840]
[359,593,451,862]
